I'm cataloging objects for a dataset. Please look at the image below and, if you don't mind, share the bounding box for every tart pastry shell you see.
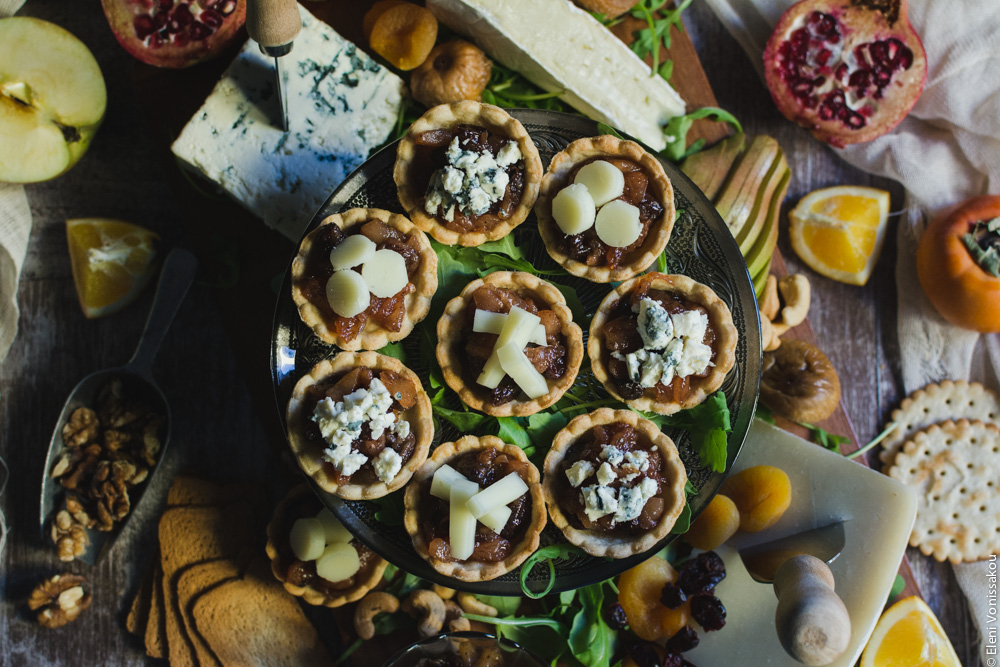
[436,271,584,417]
[543,408,688,558]
[264,484,388,607]
[403,435,547,582]
[286,352,434,500]
[291,207,438,351]
[535,135,675,283]
[393,101,543,247]
[589,273,737,415]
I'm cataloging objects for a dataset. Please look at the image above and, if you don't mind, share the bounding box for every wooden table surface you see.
[0,1,982,665]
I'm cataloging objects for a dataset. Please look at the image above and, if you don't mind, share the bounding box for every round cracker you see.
[887,419,1000,563]
[879,380,1000,466]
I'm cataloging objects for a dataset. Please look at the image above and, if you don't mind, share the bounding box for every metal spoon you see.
[39,248,198,565]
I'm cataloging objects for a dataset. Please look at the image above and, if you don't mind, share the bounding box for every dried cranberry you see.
[661,582,688,609]
[629,642,663,667]
[690,595,726,632]
[660,654,684,667]
[313,223,344,255]
[665,625,700,653]
[616,380,644,400]
[603,602,628,630]
[489,377,519,406]
[678,551,726,595]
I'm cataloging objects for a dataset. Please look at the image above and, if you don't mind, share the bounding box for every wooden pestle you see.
[246,0,300,49]
[773,555,852,665]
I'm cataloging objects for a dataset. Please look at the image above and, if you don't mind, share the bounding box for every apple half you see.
[0,17,107,183]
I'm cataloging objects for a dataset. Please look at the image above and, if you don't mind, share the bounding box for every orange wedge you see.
[789,185,890,285]
[860,596,961,667]
[66,218,159,319]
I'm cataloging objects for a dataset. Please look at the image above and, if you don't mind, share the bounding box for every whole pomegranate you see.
[763,0,926,147]
[102,0,247,68]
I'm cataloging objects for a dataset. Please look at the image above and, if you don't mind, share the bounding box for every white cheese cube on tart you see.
[326,270,371,318]
[496,342,549,399]
[594,200,642,248]
[315,508,353,544]
[362,248,409,298]
[289,517,327,561]
[467,472,530,519]
[478,505,512,534]
[449,478,481,561]
[476,306,541,389]
[552,183,597,235]
[315,542,361,582]
[574,161,625,206]
[329,234,377,270]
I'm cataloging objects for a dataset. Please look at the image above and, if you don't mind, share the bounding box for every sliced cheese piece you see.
[595,200,642,248]
[467,472,529,519]
[552,183,596,235]
[449,478,480,561]
[496,342,548,399]
[478,505,512,534]
[425,0,686,151]
[315,508,353,544]
[431,464,467,500]
[289,517,326,561]
[326,270,370,317]
[477,306,541,389]
[315,542,360,582]
[361,248,408,298]
[574,161,625,206]
[473,309,547,346]
[329,234,376,270]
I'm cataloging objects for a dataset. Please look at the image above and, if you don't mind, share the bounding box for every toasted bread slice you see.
[144,563,167,659]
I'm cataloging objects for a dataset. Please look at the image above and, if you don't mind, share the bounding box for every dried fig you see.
[760,339,841,423]
[411,40,492,108]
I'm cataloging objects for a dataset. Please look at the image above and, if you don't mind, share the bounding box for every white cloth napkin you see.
[704,0,1000,660]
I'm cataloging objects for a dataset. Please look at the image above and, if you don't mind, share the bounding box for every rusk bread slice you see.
[159,502,256,667]
[879,380,1000,465]
[887,419,1000,563]
[176,556,248,667]
[145,563,167,659]
[126,562,155,636]
[193,558,332,666]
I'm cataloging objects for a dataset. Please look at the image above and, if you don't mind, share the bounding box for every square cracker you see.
[193,558,332,666]
[159,502,256,666]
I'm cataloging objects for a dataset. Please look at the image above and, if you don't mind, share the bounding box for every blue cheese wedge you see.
[171,4,405,240]
[426,0,686,150]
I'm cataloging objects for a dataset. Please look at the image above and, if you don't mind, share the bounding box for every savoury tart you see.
[543,408,688,558]
[403,435,546,582]
[394,101,543,247]
[265,485,387,607]
[436,271,584,417]
[286,352,433,499]
[535,135,675,283]
[291,207,438,350]
[589,273,737,415]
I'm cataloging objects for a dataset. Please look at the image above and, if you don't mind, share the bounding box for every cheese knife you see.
[738,521,851,666]
[246,0,301,132]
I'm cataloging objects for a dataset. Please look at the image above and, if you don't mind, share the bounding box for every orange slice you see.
[860,596,961,667]
[789,185,890,285]
[66,218,159,319]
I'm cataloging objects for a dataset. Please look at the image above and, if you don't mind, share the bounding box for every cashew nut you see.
[760,316,778,351]
[432,584,457,600]
[443,600,470,632]
[354,592,400,640]
[759,274,780,322]
[408,589,447,638]
[457,592,497,617]
[778,274,811,327]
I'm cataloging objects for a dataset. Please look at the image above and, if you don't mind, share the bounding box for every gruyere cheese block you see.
[171,4,405,241]
[478,505,512,534]
[467,472,529,518]
[426,0,686,151]
[497,342,549,398]
[473,310,547,346]
[449,479,480,561]
[477,306,541,389]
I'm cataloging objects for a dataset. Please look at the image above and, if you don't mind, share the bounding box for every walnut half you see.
[28,573,92,628]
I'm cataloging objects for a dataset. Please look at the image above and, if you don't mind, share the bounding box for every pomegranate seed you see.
[148,33,163,48]
[805,95,819,109]
[172,30,189,47]
[812,76,826,87]
[152,9,168,30]
[854,45,871,67]
[133,15,156,39]
[158,0,173,11]
[835,63,849,81]
[166,5,192,34]
[189,21,213,39]
[203,0,221,7]
[870,41,889,63]
[818,104,834,121]
[847,111,866,128]
[815,49,832,66]
[200,8,222,29]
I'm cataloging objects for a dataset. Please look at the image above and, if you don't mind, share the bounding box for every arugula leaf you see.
[496,416,534,453]
[475,594,522,616]
[670,500,692,534]
[552,281,587,324]
[804,423,851,454]
[371,493,405,526]
[755,404,777,424]
[658,59,674,81]
[432,404,492,431]
[527,412,569,449]
[661,107,743,162]
[629,0,693,80]
[376,341,407,363]
[477,235,526,260]
[596,122,625,140]
[482,61,568,111]
[519,544,586,599]
[888,574,906,603]
[656,391,732,472]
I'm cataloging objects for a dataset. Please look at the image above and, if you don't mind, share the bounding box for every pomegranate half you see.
[102,0,247,68]
[763,0,927,147]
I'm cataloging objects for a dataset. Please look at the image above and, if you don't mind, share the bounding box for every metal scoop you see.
[39,248,198,565]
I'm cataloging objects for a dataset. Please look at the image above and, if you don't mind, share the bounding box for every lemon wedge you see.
[860,596,961,667]
[789,185,890,285]
[66,218,159,319]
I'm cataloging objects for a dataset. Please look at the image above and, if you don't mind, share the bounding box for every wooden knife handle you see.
[246,0,300,48]
[773,555,852,666]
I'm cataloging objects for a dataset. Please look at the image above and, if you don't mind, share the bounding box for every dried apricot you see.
[368,3,438,71]
[362,0,405,41]
[618,557,690,641]
[685,493,740,550]
[720,465,792,533]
